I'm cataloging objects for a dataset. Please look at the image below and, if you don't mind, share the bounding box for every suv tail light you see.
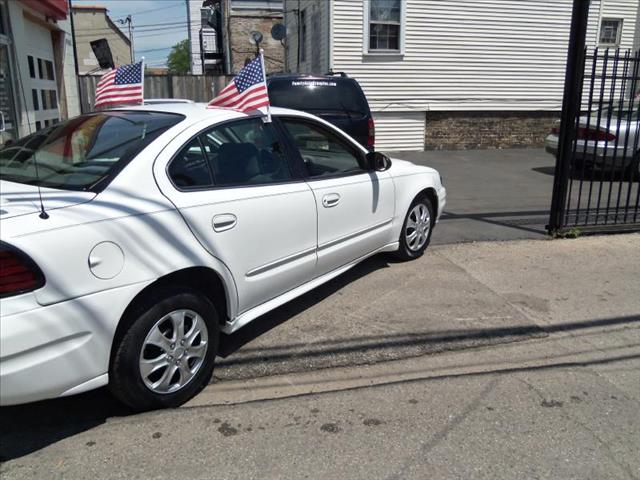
[367,117,375,148]
[0,243,45,298]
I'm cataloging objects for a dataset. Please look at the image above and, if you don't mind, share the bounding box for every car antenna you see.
[32,145,49,219]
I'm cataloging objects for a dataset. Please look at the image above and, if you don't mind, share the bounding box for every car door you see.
[155,117,317,315]
[279,116,395,276]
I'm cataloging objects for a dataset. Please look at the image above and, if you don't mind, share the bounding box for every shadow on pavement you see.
[1,248,638,465]
[218,254,396,358]
[0,254,394,462]
[440,209,549,235]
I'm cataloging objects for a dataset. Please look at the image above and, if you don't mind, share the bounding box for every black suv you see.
[267,73,375,150]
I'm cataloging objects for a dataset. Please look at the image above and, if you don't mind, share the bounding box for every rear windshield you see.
[268,79,370,117]
[0,111,183,191]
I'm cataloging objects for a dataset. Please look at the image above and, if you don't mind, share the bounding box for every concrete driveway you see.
[390,148,555,244]
[1,234,638,478]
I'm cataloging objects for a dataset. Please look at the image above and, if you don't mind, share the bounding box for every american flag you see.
[208,56,269,112]
[94,61,144,109]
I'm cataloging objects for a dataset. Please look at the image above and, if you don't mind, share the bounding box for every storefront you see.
[0,1,18,145]
[1,0,77,146]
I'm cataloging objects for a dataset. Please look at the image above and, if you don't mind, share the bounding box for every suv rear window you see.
[0,111,183,192]
[268,79,369,117]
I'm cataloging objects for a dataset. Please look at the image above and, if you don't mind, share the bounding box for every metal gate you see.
[548,1,640,235]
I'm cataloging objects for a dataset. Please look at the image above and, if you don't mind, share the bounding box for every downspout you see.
[222,0,232,74]
[296,0,300,71]
[328,0,333,73]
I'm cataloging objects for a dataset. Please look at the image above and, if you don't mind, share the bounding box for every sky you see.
[73,0,191,67]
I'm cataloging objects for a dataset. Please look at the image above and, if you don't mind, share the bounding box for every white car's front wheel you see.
[109,287,219,411]
[395,195,435,261]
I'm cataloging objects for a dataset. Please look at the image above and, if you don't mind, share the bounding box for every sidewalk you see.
[213,233,640,382]
[1,234,638,477]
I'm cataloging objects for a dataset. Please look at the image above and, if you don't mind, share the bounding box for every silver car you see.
[545,107,639,176]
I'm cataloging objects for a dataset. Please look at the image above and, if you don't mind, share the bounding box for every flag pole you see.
[140,56,145,105]
[259,48,271,122]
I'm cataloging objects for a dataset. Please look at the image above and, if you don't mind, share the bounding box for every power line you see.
[137,46,173,53]
[112,2,185,18]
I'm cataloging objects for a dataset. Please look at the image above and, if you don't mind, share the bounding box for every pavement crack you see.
[385,377,501,480]
[516,377,638,480]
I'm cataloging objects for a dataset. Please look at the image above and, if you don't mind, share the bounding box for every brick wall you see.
[228,15,284,74]
[424,111,559,150]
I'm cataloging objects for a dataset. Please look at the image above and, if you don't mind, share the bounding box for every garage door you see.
[24,18,59,131]
[372,111,425,152]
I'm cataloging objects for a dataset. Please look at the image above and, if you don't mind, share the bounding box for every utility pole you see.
[126,15,134,61]
[118,15,134,62]
[67,0,83,112]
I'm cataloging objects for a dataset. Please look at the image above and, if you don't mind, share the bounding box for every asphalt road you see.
[1,234,638,479]
[392,148,555,244]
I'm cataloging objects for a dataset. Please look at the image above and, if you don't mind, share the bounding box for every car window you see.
[200,118,292,186]
[0,111,183,191]
[168,138,213,189]
[281,119,365,178]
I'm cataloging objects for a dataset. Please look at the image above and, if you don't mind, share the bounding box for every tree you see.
[167,39,190,74]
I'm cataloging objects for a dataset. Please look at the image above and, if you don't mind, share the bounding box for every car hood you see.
[387,158,439,177]
[0,180,96,220]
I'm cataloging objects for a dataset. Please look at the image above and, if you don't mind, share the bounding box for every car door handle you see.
[212,214,237,232]
[322,193,341,208]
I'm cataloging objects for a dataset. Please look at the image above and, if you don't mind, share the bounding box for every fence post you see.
[167,74,174,99]
[548,0,590,235]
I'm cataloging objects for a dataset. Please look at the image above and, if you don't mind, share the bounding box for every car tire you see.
[109,287,219,411]
[394,194,435,261]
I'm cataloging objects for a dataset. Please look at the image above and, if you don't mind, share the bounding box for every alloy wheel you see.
[139,309,209,394]
[405,203,431,252]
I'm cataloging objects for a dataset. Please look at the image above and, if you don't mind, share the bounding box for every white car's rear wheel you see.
[109,288,219,411]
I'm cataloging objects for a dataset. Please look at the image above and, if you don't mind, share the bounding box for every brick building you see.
[187,0,284,75]
[71,5,132,75]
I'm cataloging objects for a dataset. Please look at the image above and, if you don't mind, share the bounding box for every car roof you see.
[110,102,317,124]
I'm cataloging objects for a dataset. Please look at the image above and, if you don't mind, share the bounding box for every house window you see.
[300,9,307,63]
[200,8,210,28]
[31,89,39,110]
[599,19,622,46]
[27,56,35,78]
[367,0,402,52]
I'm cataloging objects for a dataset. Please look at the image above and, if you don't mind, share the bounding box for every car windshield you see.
[0,111,184,191]
[268,79,369,117]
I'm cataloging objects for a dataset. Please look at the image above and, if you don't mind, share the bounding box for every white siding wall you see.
[284,0,330,73]
[311,0,638,150]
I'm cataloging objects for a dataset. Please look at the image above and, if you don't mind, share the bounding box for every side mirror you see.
[366,151,392,171]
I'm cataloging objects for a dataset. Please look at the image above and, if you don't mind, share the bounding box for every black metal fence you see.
[548,46,640,235]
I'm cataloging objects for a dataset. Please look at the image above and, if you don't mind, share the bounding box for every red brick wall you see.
[229,15,285,74]
[424,111,559,150]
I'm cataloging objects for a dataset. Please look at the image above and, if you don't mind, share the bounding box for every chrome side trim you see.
[318,218,393,252]
[246,247,317,277]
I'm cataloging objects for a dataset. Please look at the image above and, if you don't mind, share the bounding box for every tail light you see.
[576,127,616,142]
[367,117,375,148]
[551,125,615,141]
[0,243,45,298]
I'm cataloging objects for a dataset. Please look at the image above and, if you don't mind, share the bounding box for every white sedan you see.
[0,103,446,410]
